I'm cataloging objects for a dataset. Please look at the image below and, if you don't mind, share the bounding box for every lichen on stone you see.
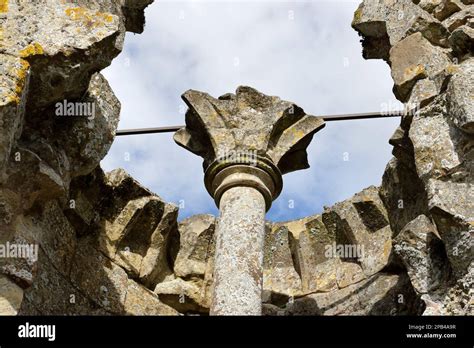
[0,0,472,318]
[0,0,8,14]
[65,7,115,27]
[19,43,44,58]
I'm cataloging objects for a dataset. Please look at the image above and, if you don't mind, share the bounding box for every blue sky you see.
[101,0,402,222]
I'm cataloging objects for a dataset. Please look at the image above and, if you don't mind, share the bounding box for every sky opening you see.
[101,0,402,222]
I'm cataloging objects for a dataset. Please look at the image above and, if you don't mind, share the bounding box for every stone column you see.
[174,86,325,315]
[211,186,266,315]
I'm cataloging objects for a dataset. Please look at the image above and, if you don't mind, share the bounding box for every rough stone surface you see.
[0,0,184,317]
[263,224,305,298]
[446,58,474,133]
[2,1,120,110]
[70,239,129,314]
[138,203,178,289]
[211,186,266,315]
[0,55,29,181]
[427,179,473,279]
[407,79,439,108]
[54,73,121,177]
[393,215,451,294]
[0,0,154,316]
[433,0,465,21]
[442,6,474,31]
[20,249,109,316]
[323,186,392,277]
[124,278,178,316]
[174,86,325,174]
[354,0,474,315]
[173,214,216,279]
[409,105,461,180]
[264,273,424,316]
[389,33,451,101]
[0,274,24,315]
[450,25,474,57]
[154,276,211,314]
[1,0,472,317]
[352,0,449,60]
[10,166,427,316]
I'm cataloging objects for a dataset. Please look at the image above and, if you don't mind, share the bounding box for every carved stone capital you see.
[174,86,325,208]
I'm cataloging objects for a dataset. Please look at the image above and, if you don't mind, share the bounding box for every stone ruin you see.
[0,0,472,316]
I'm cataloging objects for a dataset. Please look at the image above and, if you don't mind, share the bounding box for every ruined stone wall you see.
[0,0,472,316]
[0,0,169,315]
[353,0,473,315]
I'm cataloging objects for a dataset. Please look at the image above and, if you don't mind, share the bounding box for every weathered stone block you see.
[446,58,474,133]
[111,197,164,276]
[154,277,210,314]
[173,214,215,279]
[35,200,76,276]
[101,168,154,220]
[4,146,68,210]
[0,214,39,288]
[409,109,461,180]
[442,6,474,31]
[138,203,178,288]
[449,25,474,57]
[283,273,423,315]
[54,73,121,178]
[99,196,160,260]
[70,240,128,314]
[1,1,124,110]
[427,179,474,279]
[393,215,451,293]
[418,0,443,13]
[285,216,340,293]
[20,249,108,315]
[263,225,303,296]
[0,55,29,181]
[433,0,465,21]
[324,186,392,276]
[407,78,439,108]
[336,262,366,289]
[0,274,24,315]
[389,33,451,101]
[352,0,449,60]
[124,278,178,316]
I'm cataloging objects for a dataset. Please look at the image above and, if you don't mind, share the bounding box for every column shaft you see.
[210,186,266,315]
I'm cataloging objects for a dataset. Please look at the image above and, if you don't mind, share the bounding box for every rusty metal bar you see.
[116,111,404,136]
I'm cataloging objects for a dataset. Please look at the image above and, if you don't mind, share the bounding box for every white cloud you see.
[101,0,401,221]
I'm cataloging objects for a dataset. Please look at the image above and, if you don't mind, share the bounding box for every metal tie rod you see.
[116,111,404,136]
